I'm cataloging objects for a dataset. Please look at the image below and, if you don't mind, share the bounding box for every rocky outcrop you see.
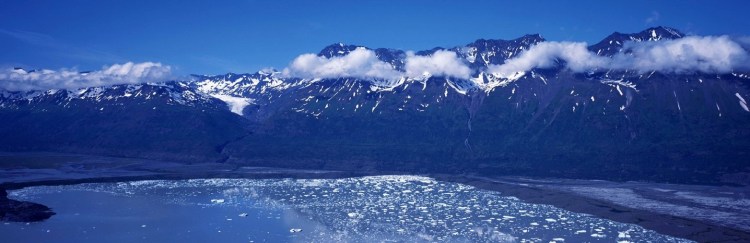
[0,188,55,222]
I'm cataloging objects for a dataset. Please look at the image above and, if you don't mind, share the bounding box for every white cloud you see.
[0,62,171,91]
[487,42,607,77]
[282,47,402,80]
[613,36,749,73]
[488,36,750,76]
[282,47,473,80]
[405,50,472,79]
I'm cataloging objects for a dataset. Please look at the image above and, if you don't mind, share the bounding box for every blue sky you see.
[1,0,749,75]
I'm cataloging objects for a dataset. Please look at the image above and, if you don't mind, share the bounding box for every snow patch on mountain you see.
[192,72,290,96]
[737,93,749,112]
[210,94,253,115]
[600,80,638,92]
[470,72,527,94]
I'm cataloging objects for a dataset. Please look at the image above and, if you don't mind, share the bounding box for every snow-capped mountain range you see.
[1,26,749,184]
[0,82,221,110]
[3,27,747,117]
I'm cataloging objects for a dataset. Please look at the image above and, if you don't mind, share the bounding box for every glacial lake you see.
[2,176,689,242]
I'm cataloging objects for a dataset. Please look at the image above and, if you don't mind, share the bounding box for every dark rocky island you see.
[0,188,55,222]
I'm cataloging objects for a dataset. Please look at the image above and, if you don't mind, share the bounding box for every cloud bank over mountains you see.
[281,48,471,80]
[489,36,749,76]
[0,62,171,91]
[284,35,749,81]
[405,50,472,79]
[487,41,604,76]
[281,48,402,80]
[611,36,749,73]
[3,33,749,91]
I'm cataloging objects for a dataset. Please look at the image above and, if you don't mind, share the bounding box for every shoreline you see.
[434,175,750,243]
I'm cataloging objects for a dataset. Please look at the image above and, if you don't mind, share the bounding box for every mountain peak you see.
[589,26,684,56]
[468,34,545,46]
[518,33,545,42]
[318,43,364,58]
[639,26,684,39]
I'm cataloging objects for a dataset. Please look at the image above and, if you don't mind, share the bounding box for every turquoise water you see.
[2,176,690,242]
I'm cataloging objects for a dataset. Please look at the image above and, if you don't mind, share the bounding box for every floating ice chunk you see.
[591,233,607,238]
[13,176,688,242]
